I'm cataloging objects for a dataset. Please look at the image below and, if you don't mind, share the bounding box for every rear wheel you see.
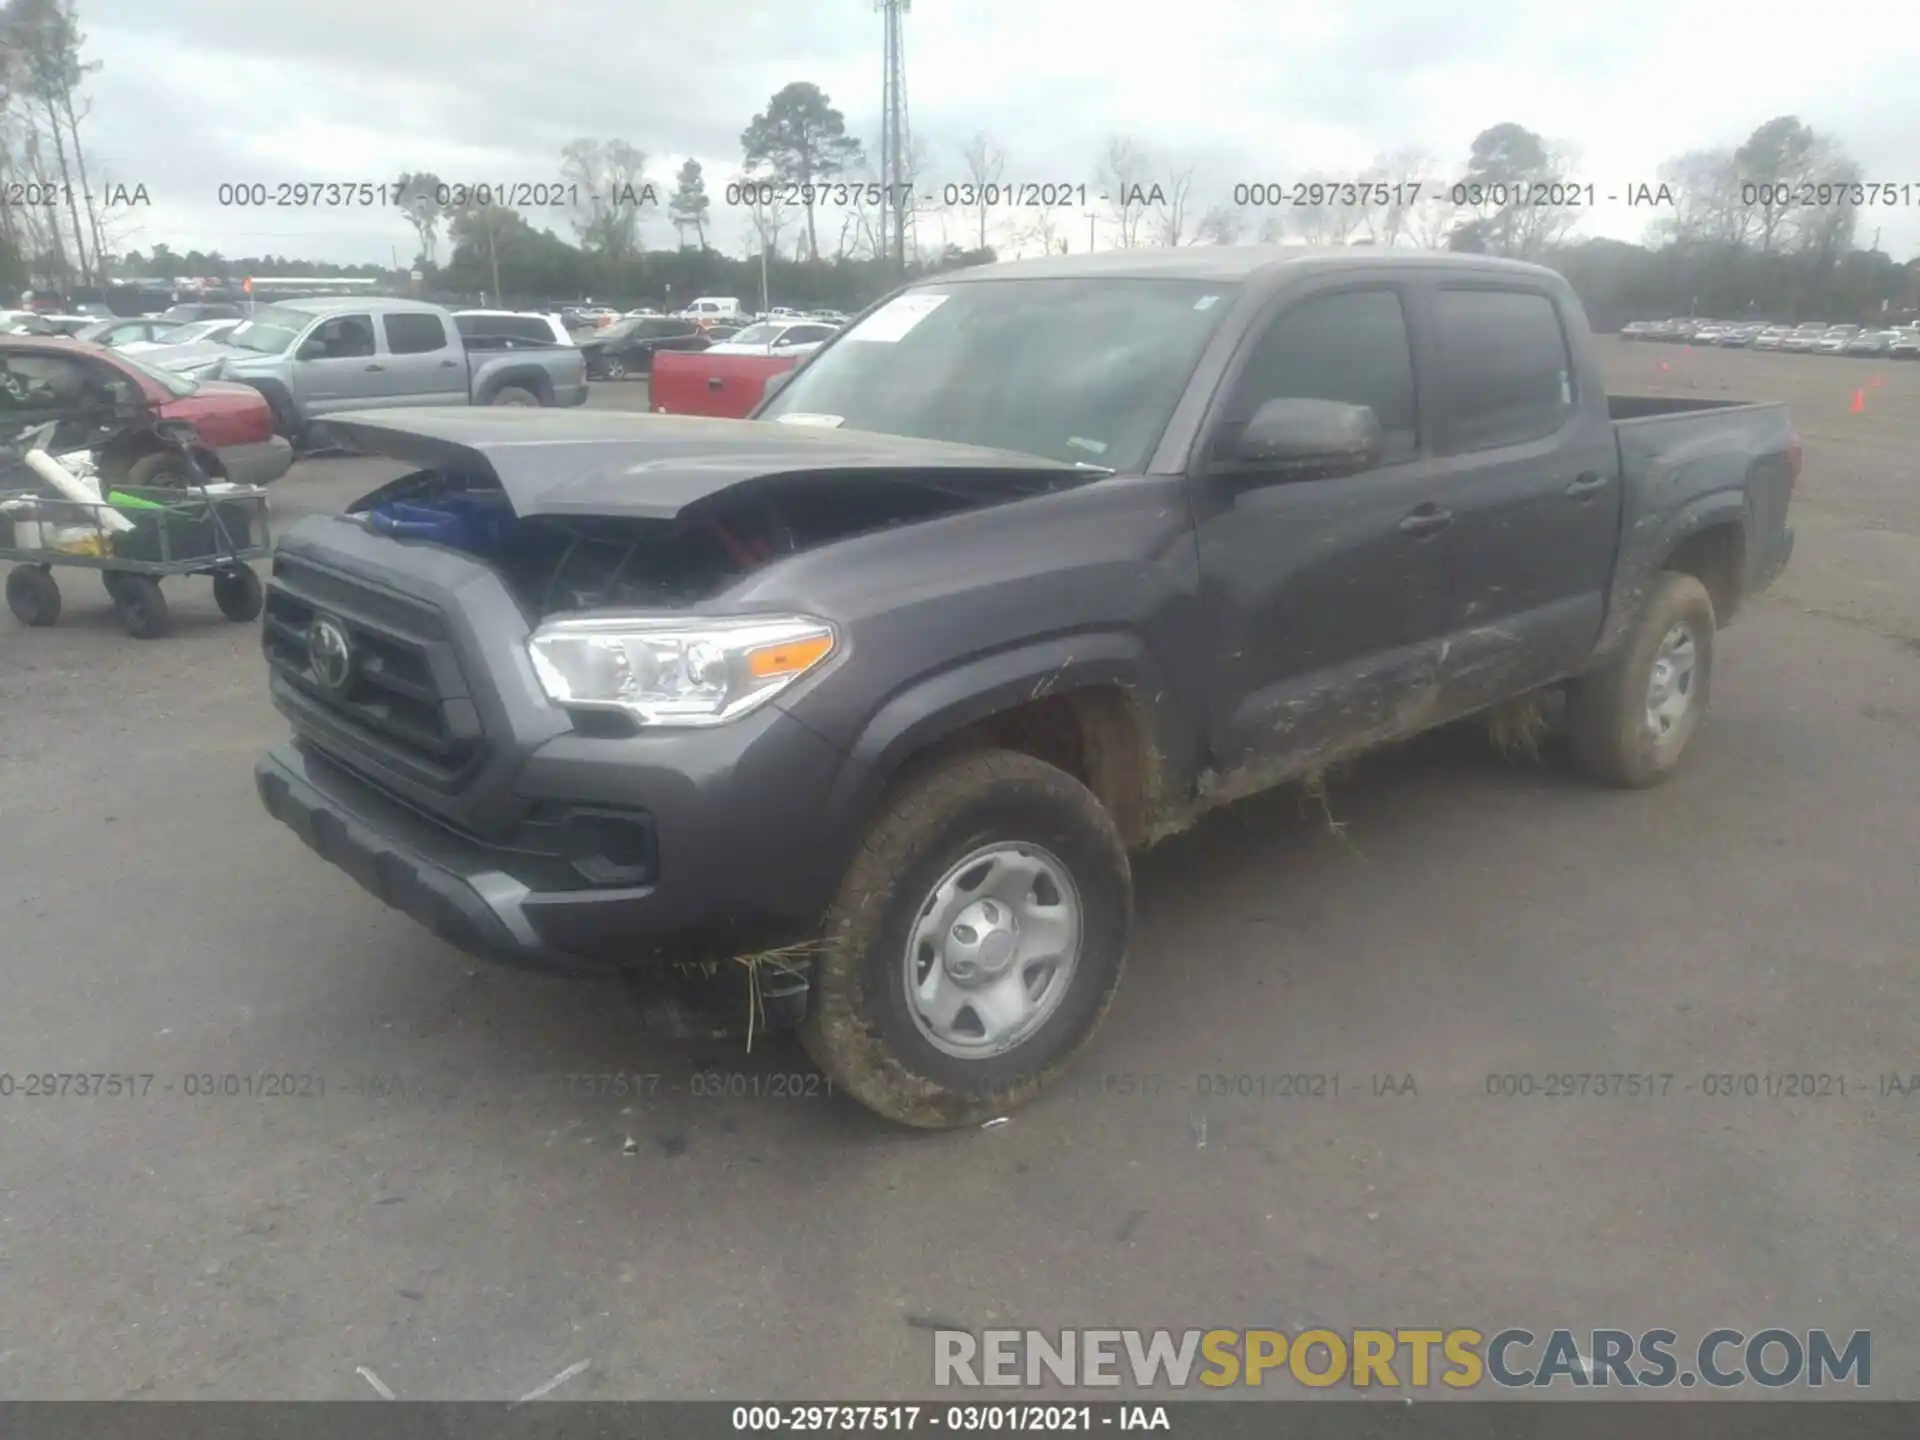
[490,386,540,407]
[602,356,628,380]
[1565,572,1715,788]
[6,565,60,626]
[800,750,1132,1129]
[111,574,170,639]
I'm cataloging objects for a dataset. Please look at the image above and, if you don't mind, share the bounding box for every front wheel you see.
[1565,572,1715,788]
[212,565,263,622]
[489,386,540,407]
[112,573,170,639]
[800,749,1132,1129]
[602,356,628,381]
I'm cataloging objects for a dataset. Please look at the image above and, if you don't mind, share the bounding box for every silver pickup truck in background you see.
[153,297,587,444]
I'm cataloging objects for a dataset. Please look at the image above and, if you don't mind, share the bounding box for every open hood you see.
[329,407,1093,521]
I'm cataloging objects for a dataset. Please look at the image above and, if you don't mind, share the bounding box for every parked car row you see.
[1622,317,1920,358]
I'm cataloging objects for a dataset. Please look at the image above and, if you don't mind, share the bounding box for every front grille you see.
[264,553,484,785]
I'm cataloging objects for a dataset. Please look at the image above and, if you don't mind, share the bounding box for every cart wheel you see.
[6,565,60,627]
[113,574,170,639]
[213,565,263,622]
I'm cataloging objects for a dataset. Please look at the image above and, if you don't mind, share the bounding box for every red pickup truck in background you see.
[649,348,799,419]
[648,319,841,418]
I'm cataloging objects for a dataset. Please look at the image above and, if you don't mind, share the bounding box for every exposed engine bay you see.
[345,463,1085,619]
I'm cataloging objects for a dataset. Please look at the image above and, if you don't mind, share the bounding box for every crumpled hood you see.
[328,406,1095,521]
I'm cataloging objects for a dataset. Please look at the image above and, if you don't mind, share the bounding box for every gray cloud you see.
[54,0,1920,264]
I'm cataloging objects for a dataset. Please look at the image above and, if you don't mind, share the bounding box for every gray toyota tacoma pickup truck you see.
[160,296,587,445]
[253,249,1797,1128]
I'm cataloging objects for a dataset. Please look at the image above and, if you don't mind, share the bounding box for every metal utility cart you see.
[1,419,272,639]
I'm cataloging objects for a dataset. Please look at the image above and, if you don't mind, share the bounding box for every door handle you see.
[364,363,384,372]
[1398,506,1453,536]
[1565,472,1608,497]
[439,359,459,368]
[708,376,724,390]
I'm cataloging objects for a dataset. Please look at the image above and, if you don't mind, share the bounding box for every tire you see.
[212,565,263,622]
[6,565,60,626]
[112,573,170,639]
[1566,572,1715,788]
[124,450,195,489]
[602,356,628,381]
[490,386,540,407]
[800,749,1132,1129]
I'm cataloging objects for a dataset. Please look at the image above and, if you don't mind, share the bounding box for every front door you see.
[1190,281,1457,776]
[290,313,391,415]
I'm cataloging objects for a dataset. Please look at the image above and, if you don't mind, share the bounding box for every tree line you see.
[7,17,1916,327]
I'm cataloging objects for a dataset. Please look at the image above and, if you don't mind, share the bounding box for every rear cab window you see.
[1431,288,1576,453]
[384,312,450,355]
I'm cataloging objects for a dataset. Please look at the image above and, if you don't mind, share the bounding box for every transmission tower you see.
[877,0,915,273]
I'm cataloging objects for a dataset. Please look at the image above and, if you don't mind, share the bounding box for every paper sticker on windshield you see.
[1194,294,1221,310]
[1067,436,1108,455]
[846,293,948,343]
[776,412,846,428]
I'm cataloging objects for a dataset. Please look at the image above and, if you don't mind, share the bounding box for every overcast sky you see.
[68,0,1920,269]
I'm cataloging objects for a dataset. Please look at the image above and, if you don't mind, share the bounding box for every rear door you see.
[289,313,393,416]
[1418,281,1623,707]
[379,311,466,404]
[1190,278,1460,773]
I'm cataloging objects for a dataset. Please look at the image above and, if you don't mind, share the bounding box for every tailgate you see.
[650,350,798,418]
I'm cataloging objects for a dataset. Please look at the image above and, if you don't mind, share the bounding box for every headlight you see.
[526,614,835,727]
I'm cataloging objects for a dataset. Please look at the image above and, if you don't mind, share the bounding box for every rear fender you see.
[1596,487,1746,658]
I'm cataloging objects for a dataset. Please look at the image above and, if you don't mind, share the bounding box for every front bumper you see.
[215,436,295,486]
[256,703,860,976]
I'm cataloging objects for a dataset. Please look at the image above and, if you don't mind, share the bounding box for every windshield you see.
[113,349,200,397]
[223,306,307,355]
[758,278,1236,471]
[728,323,781,346]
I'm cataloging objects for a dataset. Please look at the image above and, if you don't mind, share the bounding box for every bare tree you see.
[1018,205,1062,258]
[1359,148,1432,247]
[1287,173,1366,246]
[1097,135,1152,248]
[1734,115,1819,257]
[1406,185,1462,248]
[1648,148,1748,249]
[738,171,792,264]
[1256,211,1287,244]
[959,132,1006,251]
[1151,165,1197,246]
[559,138,653,259]
[1195,204,1245,245]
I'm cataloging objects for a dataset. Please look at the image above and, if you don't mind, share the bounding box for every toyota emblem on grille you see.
[307,616,354,693]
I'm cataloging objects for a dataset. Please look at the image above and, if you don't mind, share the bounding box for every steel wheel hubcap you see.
[903,842,1083,1059]
[1645,622,1698,738]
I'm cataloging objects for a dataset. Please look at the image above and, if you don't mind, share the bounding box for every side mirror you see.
[295,339,326,361]
[1218,397,1384,482]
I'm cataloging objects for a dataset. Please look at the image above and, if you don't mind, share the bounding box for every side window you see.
[1226,288,1419,464]
[384,312,448,355]
[1433,288,1573,453]
[304,314,376,359]
[787,326,833,345]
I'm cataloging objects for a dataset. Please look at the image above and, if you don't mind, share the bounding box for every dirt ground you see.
[1,342,1916,1399]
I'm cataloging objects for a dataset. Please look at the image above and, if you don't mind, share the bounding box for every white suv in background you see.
[452,310,575,347]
